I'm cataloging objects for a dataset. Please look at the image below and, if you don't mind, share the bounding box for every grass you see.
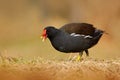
[0,55,120,80]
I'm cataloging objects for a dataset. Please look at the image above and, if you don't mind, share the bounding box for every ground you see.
[0,56,120,80]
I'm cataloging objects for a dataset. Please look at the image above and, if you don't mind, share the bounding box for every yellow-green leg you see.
[76,52,83,61]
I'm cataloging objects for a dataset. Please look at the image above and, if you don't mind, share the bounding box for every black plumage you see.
[41,23,104,60]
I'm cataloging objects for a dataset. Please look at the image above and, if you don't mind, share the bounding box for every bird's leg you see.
[85,50,89,57]
[76,51,83,61]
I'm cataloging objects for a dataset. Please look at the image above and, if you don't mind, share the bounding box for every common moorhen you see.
[41,23,104,60]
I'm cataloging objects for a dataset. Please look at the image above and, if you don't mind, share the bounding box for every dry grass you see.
[0,56,120,80]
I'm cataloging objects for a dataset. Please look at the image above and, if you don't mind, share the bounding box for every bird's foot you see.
[75,55,83,61]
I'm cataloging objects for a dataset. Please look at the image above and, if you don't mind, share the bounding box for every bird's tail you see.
[89,29,104,46]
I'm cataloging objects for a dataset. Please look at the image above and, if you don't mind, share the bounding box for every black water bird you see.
[41,23,104,60]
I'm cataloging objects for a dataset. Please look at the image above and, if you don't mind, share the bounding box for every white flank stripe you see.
[84,35,93,38]
[70,33,93,38]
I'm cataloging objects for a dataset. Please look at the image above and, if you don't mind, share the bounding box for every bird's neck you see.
[47,29,61,40]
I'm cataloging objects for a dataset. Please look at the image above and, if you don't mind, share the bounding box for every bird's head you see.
[41,26,58,42]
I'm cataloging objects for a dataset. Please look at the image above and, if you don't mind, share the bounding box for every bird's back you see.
[60,23,96,36]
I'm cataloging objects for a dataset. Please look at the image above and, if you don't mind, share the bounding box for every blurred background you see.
[0,0,120,60]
